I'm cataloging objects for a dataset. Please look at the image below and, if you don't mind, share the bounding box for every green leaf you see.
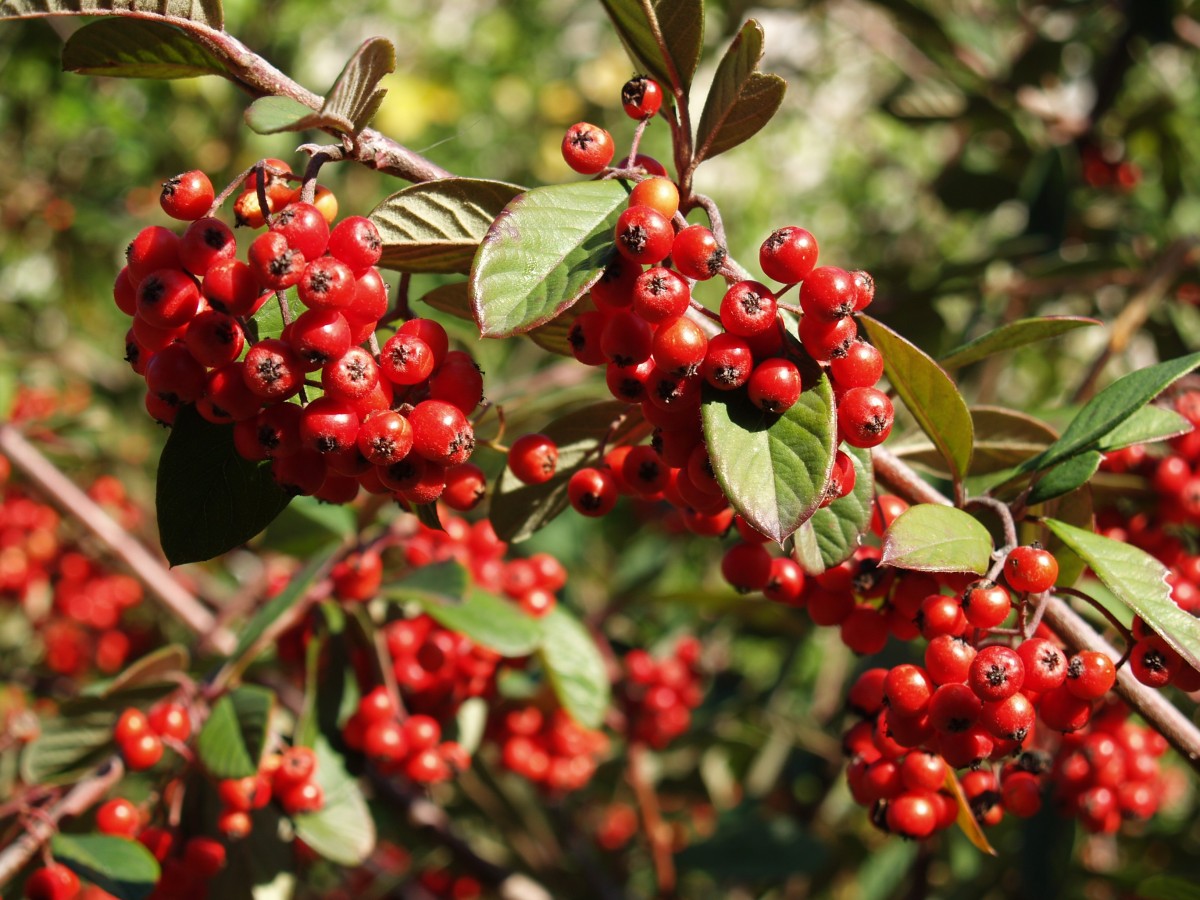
[1094,404,1192,452]
[420,280,580,355]
[469,180,630,337]
[61,18,229,78]
[371,179,524,274]
[693,20,786,164]
[675,805,826,877]
[701,375,835,543]
[293,737,375,866]
[598,0,703,95]
[861,315,973,484]
[490,401,652,542]
[892,405,1056,476]
[50,832,160,900]
[1043,518,1200,670]
[421,589,542,658]
[1020,352,1200,474]
[20,685,172,785]
[1027,450,1102,506]
[792,445,873,574]
[0,1,223,29]
[881,504,993,575]
[939,316,1100,370]
[384,559,469,605]
[156,405,291,566]
[536,605,610,729]
[244,96,318,135]
[319,36,395,135]
[196,686,274,779]
[222,540,343,678]
[261,494,356,557]
[103,645,190,696]
[1136,875,1200,900]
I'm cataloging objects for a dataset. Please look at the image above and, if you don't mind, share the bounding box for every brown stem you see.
[0,424,236,654]
[627,743,676,896]
[871,445,952,508]
[1054,587,1135,643]
[0,757,124,889]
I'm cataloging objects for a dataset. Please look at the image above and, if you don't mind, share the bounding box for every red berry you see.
[671,225,726,281]
[160,170,214,221]
[1003,545,1059,593]
[96,798,140,838]
[621,75,663,119]
[1065,650,1117,700]
[136,268,200,329]
[508,434,559,485]
[443,463,487,511]
[23,863,79,900]
[759,226,818,284]
[297,256,356,310]
[968,645,1024,702]
[614,206,674,266]
[328,215,383,274]
[408,400,475,466]
[148,702,192,742]
[243,339,304,401]
[652,316,708,376]
[747,357,802,413]
[960,580,1011,629]
[381,332,435,385]
[180,217,236,277]
[720,541,773,593]
[561,122,615,174]
[568,467,618,516]
[271,202,330,261]
[829,340,884,389]
[276,746,317,786]
[798,266,856,320]
[122,732,163,770]
[839,387,894,448]
[886,792,938,839]
[632,266,690,323]
[700,333,753,391]
[720,280,777,336]
[299,395,360,455]
[1017,637,1067,693]
[183,836,227,878]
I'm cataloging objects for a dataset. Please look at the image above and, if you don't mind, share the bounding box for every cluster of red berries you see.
[213,744,326,841]
[343,685,469,784]
[621,637,703,749]
[414,868,483,900]
[113,701,190,772]
[116,161,484,505]
[1080,142,1141,191]
[494,704,609,793]
[22,863,80,900]
[141,832,229,900]
[0,469,145,678]
[382,614,501,715]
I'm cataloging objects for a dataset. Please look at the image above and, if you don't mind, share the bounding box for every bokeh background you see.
[2,1,1200,897]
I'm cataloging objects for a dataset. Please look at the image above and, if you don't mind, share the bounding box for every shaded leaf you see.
[383,559,469,606]
[244,96,317,135]
[470,180,630,337]
[892,405,1056,476]
[1027,450,1102,505]
[1094,404,1191,452]
[881,504,992,575]
[490,401,652,542]
[1043,518,1200,670]
[20,685,172,785]
[1136,875,1200,900]
[103,645,189,696]
[694,20,786,164]
[792,445,872,574]
[1019,352,1200,474]
[320,37,395,135]
[0,0,222,29]
[861,315,973,484]
[701,375,836,543]
[598,0,703,95]
[537,605,610,729]
[62,18,229,78]
[293,737,375,866]
[371,179,524,274]
[676,805,826,877]
[261,495,356,557]
[196,686,274,779]
[939,316,1100,370]
[51,832,160,900]
[156,405,291,566]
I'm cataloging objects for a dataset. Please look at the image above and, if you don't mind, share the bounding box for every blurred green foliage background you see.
[3,1,1200,897]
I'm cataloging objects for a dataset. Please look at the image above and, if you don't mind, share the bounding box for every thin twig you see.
[0,424,236,654]
[627,743,675,896]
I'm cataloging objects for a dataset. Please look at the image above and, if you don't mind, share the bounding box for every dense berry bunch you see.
[115,162,484,507]
[621,637,704,749]
[344,687,467,785]
[383,614,501,714]
[494,704,610,792]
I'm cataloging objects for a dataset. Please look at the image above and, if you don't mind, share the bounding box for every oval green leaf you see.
[371,178,524,274]
[1020,351,1200,474]
[293,737,376,866]
[701,375,836,543]
[861,315,974,485]
[939,316,1100,370]
[694,20,786,164]
[156,405,291,566]
[51,832,160,900]
[536,605,610,729]
[1043,518,1200,670]
[490,401,652,543]
[881,504,993,575]
[102,644,190,696]
[891,405,1056,476]
[62,18,230,79]
[420,281,580,356]
[196,686,274,780]
[244,95,319,134]
[1027,450,1102,506]
[598,0,703,95]
[470,180,630,337]
[383,559,470,605]
[0,1,223,29]
[1094,404,1192,452]
[792,445,873,574]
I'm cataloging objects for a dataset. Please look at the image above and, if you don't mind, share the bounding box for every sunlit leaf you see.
[470,180,629,337]
[792,445,872,574]
[598,0,703,95]
[51,833,160,900]
[881,504,992,575]
[1026,450,1102,505]
[196,686,274,779]
[293,737,375,866]
[536,605,609,729]
[0,1,222,29]
[939,316,1100,370]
